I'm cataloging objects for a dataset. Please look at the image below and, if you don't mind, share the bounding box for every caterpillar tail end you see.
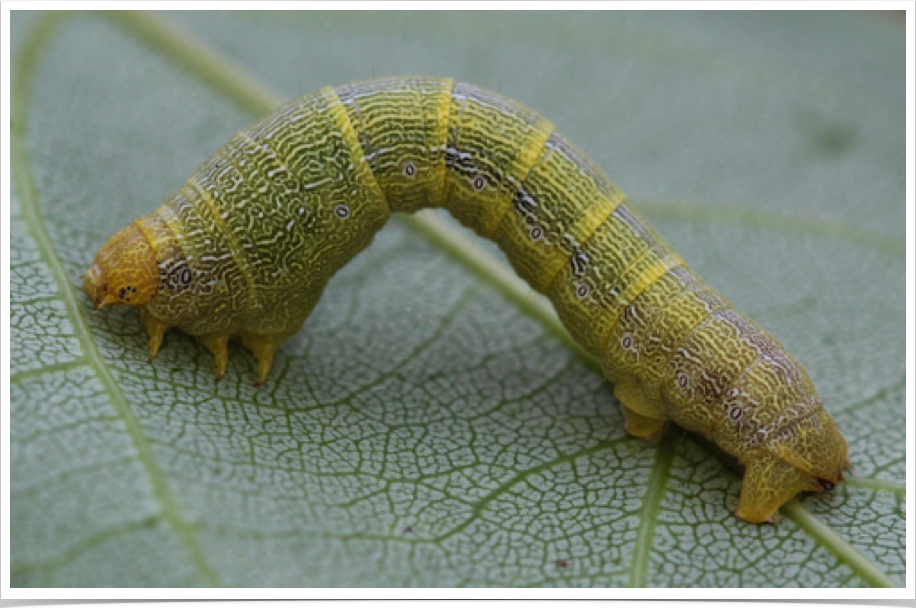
[737,408,849,523]
[736,451,840,524]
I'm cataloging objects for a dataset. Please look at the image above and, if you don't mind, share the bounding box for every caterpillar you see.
[83,76,848,524]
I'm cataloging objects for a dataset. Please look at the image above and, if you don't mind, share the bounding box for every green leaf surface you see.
[10,11,905,588]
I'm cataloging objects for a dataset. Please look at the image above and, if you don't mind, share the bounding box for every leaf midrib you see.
[13,11,221,587]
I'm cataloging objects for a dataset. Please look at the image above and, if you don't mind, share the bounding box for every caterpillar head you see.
[83,224,159,310]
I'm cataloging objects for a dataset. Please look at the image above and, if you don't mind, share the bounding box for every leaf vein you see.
[629,430,676,587]
[783,501,902,588]
[13,12,221,588]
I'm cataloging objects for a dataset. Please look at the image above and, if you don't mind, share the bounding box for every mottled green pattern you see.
[150,87,391,338]
[606,268,727,386]
[443,82,554,238]
[127,76,847,524]
[337,76,451,213]
[495,133,625,293]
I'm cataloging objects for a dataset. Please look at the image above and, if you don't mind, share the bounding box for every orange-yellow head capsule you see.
[83,224,159,310]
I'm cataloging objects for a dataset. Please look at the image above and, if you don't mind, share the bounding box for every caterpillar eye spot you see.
[334,205,351,219]
[529,226,543,241]
[621,334,634,350]
[575,283,589,299]
[677,374,689,389]
[472,175,487,191]
[729,406,742,421]
[403,161,417,178]
[161,260,193,293]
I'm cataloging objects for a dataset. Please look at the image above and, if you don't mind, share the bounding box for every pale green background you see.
[10,11,905,587]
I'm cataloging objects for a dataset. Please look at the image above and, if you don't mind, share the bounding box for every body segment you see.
[84,76,848,523]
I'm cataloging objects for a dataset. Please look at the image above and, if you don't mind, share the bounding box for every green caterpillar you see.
[83,76,848,524]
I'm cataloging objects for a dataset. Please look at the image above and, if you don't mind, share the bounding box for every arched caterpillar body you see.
[83,76,848,524]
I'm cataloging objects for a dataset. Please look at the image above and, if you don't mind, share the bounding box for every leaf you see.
[9,11,904,588]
